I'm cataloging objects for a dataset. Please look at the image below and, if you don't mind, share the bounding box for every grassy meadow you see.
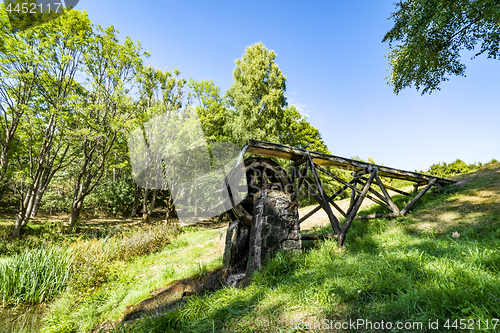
[108,161,500,333]
[0,161,499,332]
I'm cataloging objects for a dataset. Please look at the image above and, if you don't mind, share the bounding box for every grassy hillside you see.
[3,161,498,332]
[106,161,500,333]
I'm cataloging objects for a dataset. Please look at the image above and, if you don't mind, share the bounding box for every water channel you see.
[0,304,46,333]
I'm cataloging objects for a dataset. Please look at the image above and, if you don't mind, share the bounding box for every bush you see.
[0,246,73,305]
[84,178,135,217]
[426,159,482,178]
[68,223,177,293]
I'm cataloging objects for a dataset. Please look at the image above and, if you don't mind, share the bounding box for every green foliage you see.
[188,79,228,142]
[225,42,288,146]
[101,165,500,333]
[281,106,330,154]
[425,159,482,178]
[84,177,135,217]
[0,246,72,305]
[69,224,176,293]
[40,226,219,333]
[0,222,177,309]
[113,190,500,332]
[0,220,73,257]
[383,0,500,94]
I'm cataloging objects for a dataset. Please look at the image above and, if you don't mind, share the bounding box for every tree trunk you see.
[30,172,53,218]
[165,194,177,219]
[69,199,83,227]
[30,193,43,218]
[142,188,149,220]
[147,189,157,216]
[18,180,38,229]
[70,172,93,227]
[131,184,140,217]
[21,194,36,226]
[12,199,26,238]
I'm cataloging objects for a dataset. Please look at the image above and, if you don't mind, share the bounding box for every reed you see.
[0,246,72,305]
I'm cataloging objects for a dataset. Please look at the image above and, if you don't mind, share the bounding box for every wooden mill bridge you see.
[227,140,456,246]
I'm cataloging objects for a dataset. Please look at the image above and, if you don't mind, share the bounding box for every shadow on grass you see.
[127,227,500,333]
[130,165,500,332]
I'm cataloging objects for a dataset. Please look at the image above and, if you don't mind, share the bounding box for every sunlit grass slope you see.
[114,161,500,333]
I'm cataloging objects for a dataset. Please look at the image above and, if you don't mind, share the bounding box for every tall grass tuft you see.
[0,246,72,305]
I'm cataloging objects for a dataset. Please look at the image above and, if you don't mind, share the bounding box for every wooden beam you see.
[356,212,400,220]
[330,200,347,218]
[291,161,308,202]
[381,182,411,196]
[348,181,358,215]
[401,179,437,215]
[374,174,400,214]
[413,183,419,195]
[301,233,338,241]
[316,165,391,212]
[338,168,378,246]
[299,181,352,224]
[246,140,456,185]
[307,154,341,234]
[290,156,308,167]
[358,178,389,204]
[356,178,393,211]
[304,178,341,234]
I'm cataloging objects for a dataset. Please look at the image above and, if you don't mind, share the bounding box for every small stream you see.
[0,304,46,333]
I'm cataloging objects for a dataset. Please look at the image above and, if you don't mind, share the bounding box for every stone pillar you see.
[222,220,250,287]
[246,190,301,275]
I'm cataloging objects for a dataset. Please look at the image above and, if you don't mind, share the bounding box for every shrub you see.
[0,246,73,305]
[68,224,177,293]
[83,178,135,217]
[119,224,174,260]
[426,159,482,178]
[69,237,120,293]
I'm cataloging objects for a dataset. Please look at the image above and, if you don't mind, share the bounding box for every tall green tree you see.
[188,79,228,142]
[12,9,93,237]
[68,25,144,226]
[132,66,187,220]
[0,8,42,191]
[281,106,330,154]
[225,42,288,146]
[383,0,500,94]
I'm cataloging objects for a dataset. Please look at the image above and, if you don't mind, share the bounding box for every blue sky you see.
[78,0,499,172]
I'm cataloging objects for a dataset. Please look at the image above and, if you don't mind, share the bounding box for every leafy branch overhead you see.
[383,0,500,94]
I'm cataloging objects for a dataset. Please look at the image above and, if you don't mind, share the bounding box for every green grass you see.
[0,223,178,310]
[3,162,497,332]
[40,226,224,333]
[0,219,72,257]
[0,246,73,305]
[105,163,500,333]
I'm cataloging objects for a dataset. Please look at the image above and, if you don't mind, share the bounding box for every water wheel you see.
[224,157,291,227]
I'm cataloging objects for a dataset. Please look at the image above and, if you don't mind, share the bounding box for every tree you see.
[225,42,288,146]
[281,106,330,154]
[0,8,42,191]
[188,79,228,142]
[12,10,93,237]
[68,25,144,226]
[383,0,500,94]
[131,66,187,221]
